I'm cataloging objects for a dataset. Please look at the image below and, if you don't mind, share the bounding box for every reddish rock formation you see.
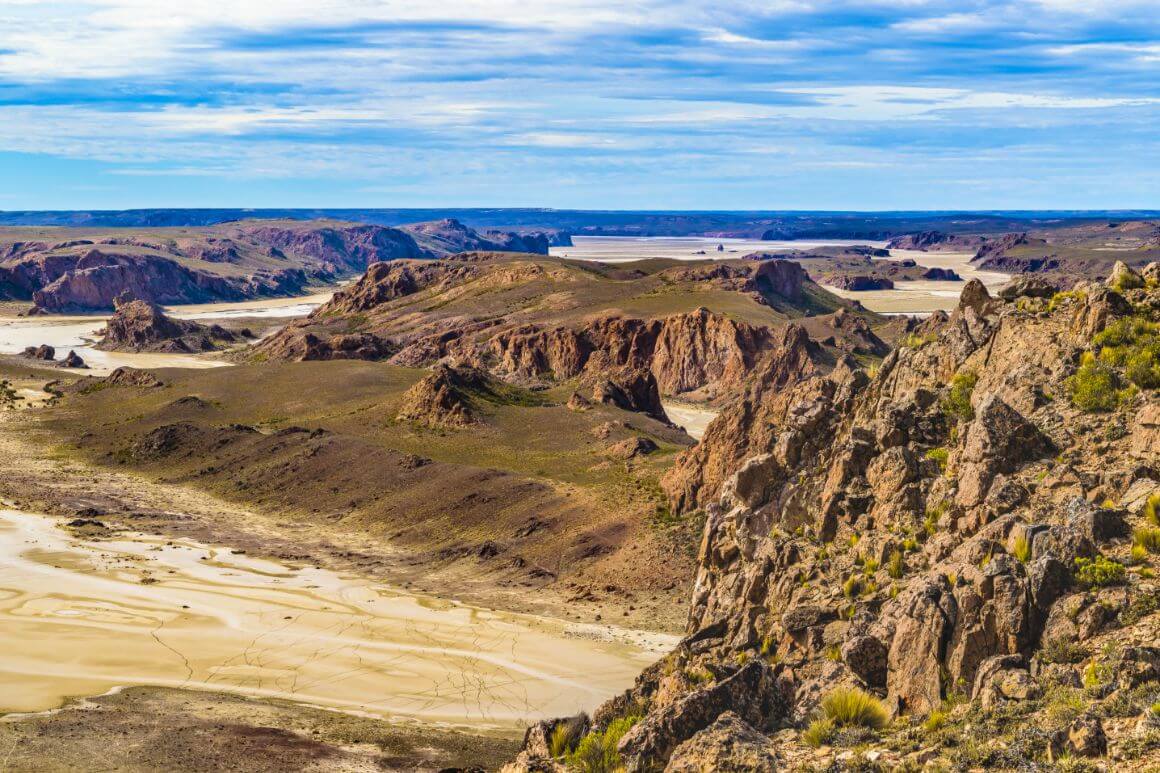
[396,363,484,428]
[97,297,243,353]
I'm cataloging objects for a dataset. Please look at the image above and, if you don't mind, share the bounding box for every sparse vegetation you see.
[802,717,836,747]
[1066,353,1124,412]
[924,446,949,473]
[941,370,978,422]
[1012,534,1031,563]
[887,549,904,579]
[820,687,889,730]
[549,716,587,759]
[1133,526,1160,554]
[1145,493,1160,527]
[565,715,640,773]
[1074,555,1126,588]
[0,379,23,410]
[1040,636,1088,665]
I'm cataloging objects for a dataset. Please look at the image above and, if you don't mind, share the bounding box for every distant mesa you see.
[96,295,246,353]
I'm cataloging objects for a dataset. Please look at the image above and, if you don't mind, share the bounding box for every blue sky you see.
[0,0,1157,210]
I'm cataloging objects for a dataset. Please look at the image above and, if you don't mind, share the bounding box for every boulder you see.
[1065,715,1107,758]
[842,635,888,688]
[997,276,1058,300]
[1107,260,1144,290]
[617,661,784,771]
[663,712,778,772]
[593,368,669,423]
[60,350,87,368]
[957,395,1054,507]
[21,344,55,361]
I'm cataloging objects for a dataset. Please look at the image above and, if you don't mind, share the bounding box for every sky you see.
[0,0,1157,210]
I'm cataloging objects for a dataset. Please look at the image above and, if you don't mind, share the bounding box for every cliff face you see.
[509,266,1160,771]
[400,218,551,256]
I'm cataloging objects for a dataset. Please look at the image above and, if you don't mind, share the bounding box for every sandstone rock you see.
[1107,260,1144,290]
[97,296,242,353]
[663,712,778,772]
[745,259,805,301]
[605,437,659,460]
[956,395,1054,507]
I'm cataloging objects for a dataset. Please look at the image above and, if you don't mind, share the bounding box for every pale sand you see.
[551,236,887,263]
[823,249,1010,314]
[662,401,719,440]
[0,287,340,375]
[0,507,674,733]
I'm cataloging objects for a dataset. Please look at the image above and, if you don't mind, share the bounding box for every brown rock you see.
[663,712,778,772]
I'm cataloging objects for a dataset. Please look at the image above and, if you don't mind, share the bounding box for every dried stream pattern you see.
[0,509,670,734]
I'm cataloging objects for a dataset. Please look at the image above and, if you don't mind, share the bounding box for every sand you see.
[551,236,886,263]
[662,401,719,440]
[0,507,673,734]
[822,249,1010,314]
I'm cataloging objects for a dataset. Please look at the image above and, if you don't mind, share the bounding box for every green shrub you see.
[902,331,937,348]
[863,557,880,574]
[1066,354,1121,412]
[941,370,979,422]
[1125,343,1160,388]
[1012,534,1031,563]
[925,447,949,473]
[1074,555,1126,588]
[1094,316,1157,348]
[820,687,889,730]
[1083,660,1112,693]
[1134,527,1160,554]
[802,717,836,747]
[1047,289,1087,313]
[1040,636,1088,665]
[842,575,864,598]
[565,715,640,773]
[887,549,904,579]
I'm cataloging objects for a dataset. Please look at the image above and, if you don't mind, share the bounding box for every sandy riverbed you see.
[0,506,672,733]
[662,401,719,440]
[551,235,886,263]
[823,249,1010,314]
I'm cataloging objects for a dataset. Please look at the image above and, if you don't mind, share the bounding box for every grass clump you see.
[1134,527,1160,554]
[1040,636,1088,665]
[902,331,937,349]
[941,370,979,422]
[1012,534,1031,563]
[820,686,889,730]
[923,500,947,535]
[1074,555,1126,588]
[565,715,640,773]
[842,575,864,599]
[802,717,836,747]
[1047,289,1087,313]
[887,549,904,579]
[0,379,24,409]
[923,709,948,733]
[549,715,587,759]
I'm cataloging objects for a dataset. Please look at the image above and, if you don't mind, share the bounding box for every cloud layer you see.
[0,0,1156,208]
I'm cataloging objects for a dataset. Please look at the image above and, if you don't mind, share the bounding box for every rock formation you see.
[395,363,485,428]
[97,296,244,353]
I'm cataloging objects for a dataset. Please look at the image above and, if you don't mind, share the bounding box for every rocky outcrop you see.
[60,350,87,368]
[320,259,481,315]
[401,218,550,256]
[97,297,244,353]
[593,369,669,424]
[887,232,987,251]
[744,259,806,302]
[826,274,894,291]
[256,330,395,362]
[21,344,55,361]
[661,324,825,513]
[28,250,282,312]
[395,363,484,428]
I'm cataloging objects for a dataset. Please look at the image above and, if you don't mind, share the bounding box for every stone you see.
[997,275,1058,300]
[663,712,778,772]
[1066,715,1107,758]
[842,635,887,688]
[60,350,87,368]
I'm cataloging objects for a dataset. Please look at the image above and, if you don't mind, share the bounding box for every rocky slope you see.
[96,297,245,353]
[509,264,1160,771]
